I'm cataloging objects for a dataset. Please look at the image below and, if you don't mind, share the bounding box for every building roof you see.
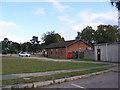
[94,42,120,46]
[44,39,92,49]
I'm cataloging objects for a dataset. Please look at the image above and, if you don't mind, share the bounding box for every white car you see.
[19,52,31,57]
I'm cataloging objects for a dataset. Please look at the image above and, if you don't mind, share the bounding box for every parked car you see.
[19,52,31,57]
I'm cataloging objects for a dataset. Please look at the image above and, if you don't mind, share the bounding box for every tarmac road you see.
[44,72,119,89]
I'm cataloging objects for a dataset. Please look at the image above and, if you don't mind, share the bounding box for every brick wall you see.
[46,41,92,58]
[46,48,66,58]
[67,41,92,52]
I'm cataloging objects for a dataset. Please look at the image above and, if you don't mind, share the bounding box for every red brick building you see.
[44,39,93,58]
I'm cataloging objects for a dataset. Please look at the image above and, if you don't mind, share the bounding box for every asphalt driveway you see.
[44,71,119,88]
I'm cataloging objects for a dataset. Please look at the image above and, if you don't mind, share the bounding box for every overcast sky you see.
[0,0,118,43]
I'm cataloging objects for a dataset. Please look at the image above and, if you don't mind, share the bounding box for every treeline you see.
[0,31,65,54]
[0,25,119,54]
[75,25,120,44]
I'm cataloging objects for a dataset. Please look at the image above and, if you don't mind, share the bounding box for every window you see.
[51,49,53,54]
[61,50,63,55]
[56,49,58,54]
[51,51,52,54]
[86,47,92,50]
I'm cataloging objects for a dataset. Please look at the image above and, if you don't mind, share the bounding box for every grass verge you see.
[2,57,107,75]
[47,57,115,63]
[31,53,43,57]
[2,67,113,85]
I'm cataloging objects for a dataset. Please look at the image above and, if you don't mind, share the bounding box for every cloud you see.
[58,30,66,35]
[58,15,76,24]
[0,21,29,43]
[47,0,71,12]
[0,31,32,43]
[35,8,45,15]
[78,10,117,25]
[0,21,19,31]
[71,10,118,32]
[58,29,75,41]
[71,22,102,32]
[0,31,23,43]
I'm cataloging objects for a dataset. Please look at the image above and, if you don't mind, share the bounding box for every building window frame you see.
[56,49,58,54]
[61,50,64,55]
[51,49,53,54]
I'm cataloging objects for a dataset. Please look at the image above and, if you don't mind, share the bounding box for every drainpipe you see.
[106,43,108,61]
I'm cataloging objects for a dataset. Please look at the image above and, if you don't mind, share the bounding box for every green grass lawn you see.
[2,56,107,75]
[2,67,112,85]
[31,53,43,57]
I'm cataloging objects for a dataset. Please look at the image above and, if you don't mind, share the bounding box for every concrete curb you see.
[2,69,115,89]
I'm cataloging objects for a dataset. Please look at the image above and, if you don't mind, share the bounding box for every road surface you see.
[44,72,119,89]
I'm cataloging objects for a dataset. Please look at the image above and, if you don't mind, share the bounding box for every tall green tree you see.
[9,42,21,53]
[30,36,40,44]
[75,32,81,40]
[81,26,95,44]
[42,31,65,45]
[20,42,31,52]
[30,36,40,54]
[75,26,95,44]
[95,25,119,43]
[1,38,20,55]
[7,42,16,56]
[2,38,11,54]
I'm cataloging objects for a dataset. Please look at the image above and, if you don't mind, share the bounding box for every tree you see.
[75,32,81,40]
[42,31,65,45]
[95,25,119,43]
[111,1,120,34]
[12,42,21,53]
[2,38,11,54]
[20,42,29,52]
[1,38,21,55]
[7,42,16,56]
[75,26,95,44]
[111,1,120,10]
[75,25,119,44]
[2,38,9,49]
[81,26,95,44]
[30,36,40,44]
[30,36,40,54]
